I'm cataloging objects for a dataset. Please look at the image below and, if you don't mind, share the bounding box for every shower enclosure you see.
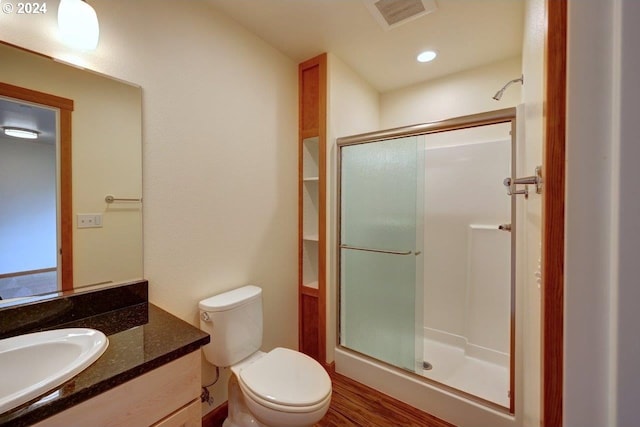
[337,108,517,412]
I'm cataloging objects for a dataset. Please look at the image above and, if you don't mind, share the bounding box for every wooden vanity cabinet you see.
[34,351,202,427]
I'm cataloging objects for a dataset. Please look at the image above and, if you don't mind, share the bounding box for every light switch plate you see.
[77,214,103,228]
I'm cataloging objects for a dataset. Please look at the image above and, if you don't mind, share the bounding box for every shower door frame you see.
[336,107,518,413]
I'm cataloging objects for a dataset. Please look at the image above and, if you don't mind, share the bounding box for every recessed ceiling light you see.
[2,127,40,139]
[417,50,437,63]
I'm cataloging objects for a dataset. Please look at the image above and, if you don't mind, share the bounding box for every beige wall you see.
[518,0,545,425]
[380,56,522,128]
[565,0,615,425]
[565,2,640,425]
[609,2,640,425]
[326,53,380,362]
[0,43,142,288]
[0,0,298,413]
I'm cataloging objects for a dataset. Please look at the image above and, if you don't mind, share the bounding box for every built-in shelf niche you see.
[302,136,319,289]
[303,180,319,238]
[302,137,319,179]
[298,53,326,364]
[302,240,319,289]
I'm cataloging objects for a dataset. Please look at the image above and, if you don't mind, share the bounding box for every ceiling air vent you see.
[363,0,438,30]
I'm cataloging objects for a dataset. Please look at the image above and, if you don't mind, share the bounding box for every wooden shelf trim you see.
[298,53,327,364]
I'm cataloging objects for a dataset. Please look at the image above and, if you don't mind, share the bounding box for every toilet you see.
[199,285,332,427]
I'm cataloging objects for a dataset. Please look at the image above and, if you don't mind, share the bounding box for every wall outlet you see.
[77,214,103,228]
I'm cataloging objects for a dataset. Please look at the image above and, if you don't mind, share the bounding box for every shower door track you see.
[336,108,516,146]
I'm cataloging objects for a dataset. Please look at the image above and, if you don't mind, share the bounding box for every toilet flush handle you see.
[201,312,212,322]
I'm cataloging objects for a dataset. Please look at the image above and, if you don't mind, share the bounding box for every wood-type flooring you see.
[314,369,454,427]
[204,367,455,427]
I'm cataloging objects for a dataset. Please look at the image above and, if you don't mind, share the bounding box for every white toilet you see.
[199,285,332,427]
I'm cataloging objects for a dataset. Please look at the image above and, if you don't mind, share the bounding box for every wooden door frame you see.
[542,0,566,426]
[0,82,74,291]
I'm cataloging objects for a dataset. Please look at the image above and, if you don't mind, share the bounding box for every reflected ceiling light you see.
[58,0,100,51]
[2,127,40,139]
[417,50,437,63]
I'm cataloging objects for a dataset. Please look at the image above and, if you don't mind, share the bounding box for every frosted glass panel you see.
[340,136,419,371]
[341,137,418,251]
[341,250,416,370]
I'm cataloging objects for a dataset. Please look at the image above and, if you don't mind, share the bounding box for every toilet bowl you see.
[229,348,331,427]
[199,286,332,427]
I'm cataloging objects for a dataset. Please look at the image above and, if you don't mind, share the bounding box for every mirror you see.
[0,42,142,302]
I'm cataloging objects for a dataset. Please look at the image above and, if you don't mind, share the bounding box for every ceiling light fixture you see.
[417,50,437,63]
[58,0,100,51]
[2,127,40,140]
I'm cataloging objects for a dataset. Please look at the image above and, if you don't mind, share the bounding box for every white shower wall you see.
[423,134,511,361]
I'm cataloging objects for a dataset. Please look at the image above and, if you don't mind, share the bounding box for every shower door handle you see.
[503,177,528,197]
[503,165,543,198]
[340,244,413,256]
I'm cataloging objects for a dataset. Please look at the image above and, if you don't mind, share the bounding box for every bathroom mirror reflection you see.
[0,42,143,302]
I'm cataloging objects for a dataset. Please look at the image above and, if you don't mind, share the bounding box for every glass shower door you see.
[339,135,423,372]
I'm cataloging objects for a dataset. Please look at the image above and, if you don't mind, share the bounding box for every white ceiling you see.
[0,98,56,145]
[207,0,525,92]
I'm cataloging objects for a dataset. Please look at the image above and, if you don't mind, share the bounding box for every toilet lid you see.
[238,347,331,407]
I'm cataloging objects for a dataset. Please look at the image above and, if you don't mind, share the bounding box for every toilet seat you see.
[237,347,331,413]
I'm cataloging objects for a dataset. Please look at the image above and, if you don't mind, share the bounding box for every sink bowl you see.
[0,328,108,413]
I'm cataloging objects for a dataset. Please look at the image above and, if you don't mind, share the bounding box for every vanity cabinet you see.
[152,400,200,427]
[298,53,327,365]
[33,351,202,427]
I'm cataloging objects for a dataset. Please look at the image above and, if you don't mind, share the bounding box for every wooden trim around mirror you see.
[0,82,74,291]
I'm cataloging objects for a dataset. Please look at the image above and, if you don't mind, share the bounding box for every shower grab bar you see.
[340,244,413,256]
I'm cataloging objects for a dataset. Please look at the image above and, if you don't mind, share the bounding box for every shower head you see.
[492,75,524,101]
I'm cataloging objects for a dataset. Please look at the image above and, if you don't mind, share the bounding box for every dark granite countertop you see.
[0,282,210,426]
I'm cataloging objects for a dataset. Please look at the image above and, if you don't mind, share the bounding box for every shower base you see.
[335,346,517,427]
[421,336,509,407]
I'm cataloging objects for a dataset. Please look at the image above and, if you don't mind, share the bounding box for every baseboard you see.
[202,402,228,427]
[324,361,335,374]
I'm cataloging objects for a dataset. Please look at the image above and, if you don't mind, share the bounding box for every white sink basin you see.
[0,328,108,413]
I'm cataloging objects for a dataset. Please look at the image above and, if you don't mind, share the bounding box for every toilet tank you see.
[199,285,263,367]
